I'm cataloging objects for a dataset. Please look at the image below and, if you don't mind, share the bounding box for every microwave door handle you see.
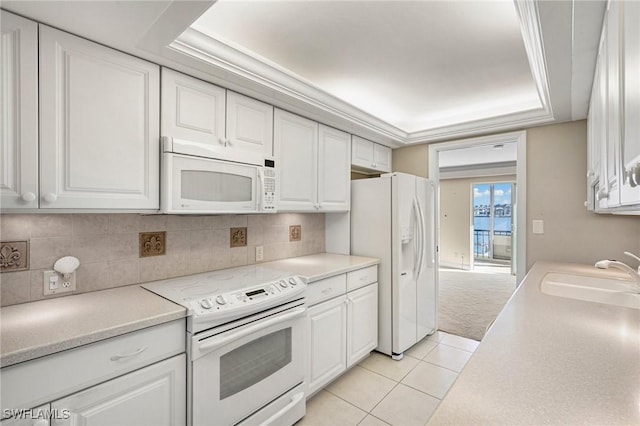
[198,307,306,352]
[257,168,263,211]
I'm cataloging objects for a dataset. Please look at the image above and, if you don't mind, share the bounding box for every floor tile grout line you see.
[421,358,468,374]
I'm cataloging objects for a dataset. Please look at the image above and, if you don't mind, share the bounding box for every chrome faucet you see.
[595,252,640,293]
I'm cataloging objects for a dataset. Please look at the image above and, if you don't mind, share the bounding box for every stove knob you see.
[279,280,288,288]
[288,277,297,286]
[200,299,213,309]
[215,295,227,305]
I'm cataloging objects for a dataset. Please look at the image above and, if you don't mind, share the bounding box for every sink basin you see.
[540,272,640,309]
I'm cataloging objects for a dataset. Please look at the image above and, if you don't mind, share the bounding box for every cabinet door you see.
[318,125,350,211]
[307,295,347,397]
[604,1,621,208]
[39,26,160,210]
[351,136,374,169]
[595,30,610,210]
[51,354,186,426]
[373,144,392,173]
[274,109,318,211]
[161,68,226,155]
[1,404,50,426]
[620,0,640,206]
[346,283,378,368]
[226,91,274,165]
[1,12,39,209]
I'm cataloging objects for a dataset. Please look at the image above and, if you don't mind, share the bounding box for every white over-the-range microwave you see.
[161,137,277,214]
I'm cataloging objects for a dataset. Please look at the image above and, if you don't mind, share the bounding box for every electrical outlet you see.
[43,270,76,296]
[255,246,264,262]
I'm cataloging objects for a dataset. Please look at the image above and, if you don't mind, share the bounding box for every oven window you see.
[219,328,292,400]
[181,170,252,202]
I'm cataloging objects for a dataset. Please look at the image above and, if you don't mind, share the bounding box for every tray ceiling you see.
[189,0,547,138]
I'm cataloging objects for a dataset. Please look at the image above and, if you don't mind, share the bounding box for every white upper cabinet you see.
[0,12,39,209]
[351,136,391,173]
[604,1,621,208]
[161,68,226,153]
[162,69,273,166]
[588,0,640,212]
[620,0,640,206]
[274,109,318,211]
[226,91,274,162]
[318,125,351,211]
[39,25,160,210]
[275,109,351,212]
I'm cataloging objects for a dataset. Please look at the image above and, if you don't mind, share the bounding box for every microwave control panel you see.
[262,165,277,212]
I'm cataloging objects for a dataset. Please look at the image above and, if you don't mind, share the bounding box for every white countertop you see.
[428,261,640,425]
[0,285,186,367]
[0,253,378,368]
[263,253,380,282]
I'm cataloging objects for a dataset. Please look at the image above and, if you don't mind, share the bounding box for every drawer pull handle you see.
[321,288,332,294]
[110,346,148,361]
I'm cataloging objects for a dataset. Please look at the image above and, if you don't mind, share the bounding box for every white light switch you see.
[532,219,544,235]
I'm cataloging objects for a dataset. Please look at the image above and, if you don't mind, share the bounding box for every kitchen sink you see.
[540,272,640,309]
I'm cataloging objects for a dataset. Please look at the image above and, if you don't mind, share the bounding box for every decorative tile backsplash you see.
[0,213,325,306]
[289,225,302,242]
[139,232,166,257]
[230,227,247,248]
[0,241,29,272]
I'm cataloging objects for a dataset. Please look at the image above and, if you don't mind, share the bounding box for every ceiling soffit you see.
[171,1,553,146]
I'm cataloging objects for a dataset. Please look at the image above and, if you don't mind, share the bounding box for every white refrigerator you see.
[351,173,437,359]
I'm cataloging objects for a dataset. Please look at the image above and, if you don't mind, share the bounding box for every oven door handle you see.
[198,306,306,352]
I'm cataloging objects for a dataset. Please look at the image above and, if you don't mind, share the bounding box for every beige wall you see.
[393,120,640,272]
[440,175,516,269]
[392,144,429,178]
[0,213,325,306]
[525,120,640,269]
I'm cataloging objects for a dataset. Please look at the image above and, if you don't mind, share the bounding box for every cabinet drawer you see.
[0,319,185,413]
[306,275,347,306]
[346,266,378,292]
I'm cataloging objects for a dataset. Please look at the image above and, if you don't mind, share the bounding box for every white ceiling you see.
[192,0,540,134]
[1,0,607,147]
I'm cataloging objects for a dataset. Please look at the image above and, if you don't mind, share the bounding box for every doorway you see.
[429,131,526,341]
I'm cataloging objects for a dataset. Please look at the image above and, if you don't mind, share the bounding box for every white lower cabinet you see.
[1,405,50,426]
[346,284,379,367]
[307,295,348,396]
[0,320,186,426]
[51,354,186,426]
[305,268,378,398]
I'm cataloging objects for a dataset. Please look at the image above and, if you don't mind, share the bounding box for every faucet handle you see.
[624,251,640,272]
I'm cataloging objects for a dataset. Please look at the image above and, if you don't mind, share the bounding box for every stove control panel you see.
[192,276,306,315]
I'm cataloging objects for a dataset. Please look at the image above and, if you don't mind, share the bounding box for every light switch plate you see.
[532,219,544,235]
[255,246,264,262]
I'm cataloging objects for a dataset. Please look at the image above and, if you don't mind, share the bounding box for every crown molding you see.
[171,29,408,145]
[170,2,553,146]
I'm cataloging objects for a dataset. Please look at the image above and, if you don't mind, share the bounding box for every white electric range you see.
[142,265,307,426]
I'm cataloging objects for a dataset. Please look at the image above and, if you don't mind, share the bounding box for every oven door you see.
[190,305,306,426]
[162,153,259,214]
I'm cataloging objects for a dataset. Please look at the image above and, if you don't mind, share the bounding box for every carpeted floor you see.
[438,266,516,342]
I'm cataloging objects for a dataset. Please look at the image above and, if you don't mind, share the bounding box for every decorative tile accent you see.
[230,227,247,248]
[289,225,302,242]
[0,241,29,272]
[139,232,166,257]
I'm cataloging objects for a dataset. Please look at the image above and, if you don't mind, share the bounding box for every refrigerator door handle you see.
[415,197,426,278]
[413,197,425,278]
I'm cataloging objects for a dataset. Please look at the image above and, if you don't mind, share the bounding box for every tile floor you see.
[297,331,479,426]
